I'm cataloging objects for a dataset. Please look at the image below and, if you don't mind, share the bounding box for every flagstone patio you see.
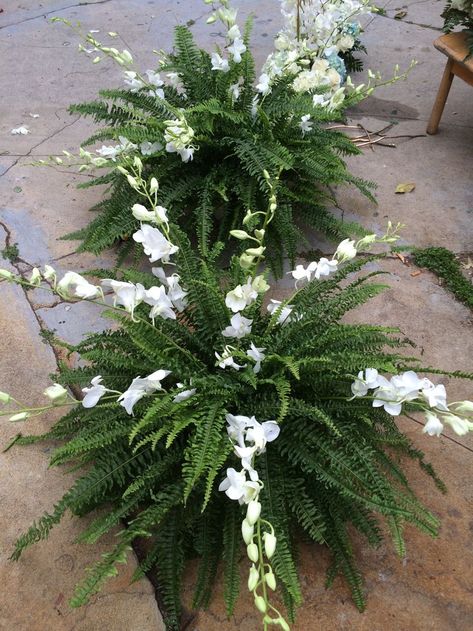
[0,1,472,629]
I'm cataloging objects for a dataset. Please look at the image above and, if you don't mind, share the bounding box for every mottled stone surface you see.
[1,0,472,630]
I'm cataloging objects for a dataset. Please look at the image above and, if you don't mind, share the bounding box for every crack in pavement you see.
[0,116,80,179]
[0,221,63,367]
[378,13,443,31]
[0,0,115,31]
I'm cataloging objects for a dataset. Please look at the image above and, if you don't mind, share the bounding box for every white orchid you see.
[124,70,145,91]
[218,468,261,504]
[313,257,338,279]
[225,278,258,312]
[245,418,280,454]
[173,383,196,403]
[256,73,271,95]
[140,141,163,156]
[390,371,425,402]
[57,272,101,299]
[421,382,449,412]
[118,369,170,415]
[133,224,178,263]
[246,343,266,374]
[143,285,176,322]
[102,279,146,318]
[423,411,444,437]
[351,368,381,397]
[215,346,246,370]
[82,375,108,408]
[151,268,188,311]
[228,37,246,63]
[334,238,357,262]
[267,299,296,326]
[222,313,253,339]
[290,261,317,284]
[372,376,403,416]
[211,52,230,72]
[299,114,313,135]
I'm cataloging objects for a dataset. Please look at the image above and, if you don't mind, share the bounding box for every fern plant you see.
[3,172,472,629]
[441,0,473,56]
[44,11,383,275]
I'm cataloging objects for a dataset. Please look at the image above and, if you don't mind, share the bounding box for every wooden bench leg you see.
[427,58,454,135]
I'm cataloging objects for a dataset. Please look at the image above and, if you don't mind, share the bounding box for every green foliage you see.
[11,236,453,629]
[413,246,473,309]
[441,1,473,56]
[1,242,19,263]
[63,22,373,274]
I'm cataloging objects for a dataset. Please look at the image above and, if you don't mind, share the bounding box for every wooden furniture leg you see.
[426,58,454,135]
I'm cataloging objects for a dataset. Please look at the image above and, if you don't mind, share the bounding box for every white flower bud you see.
[239,253,255,269]
[120,49,133,65]
[206,14,217,24]
[246,500,261,526]
[150,177,159,193]
[263,169,270,180]
[230,229,251,240]
[0,269,14,280]
[9,412,29,422]
[452,401,473,415]
[116,165,129,175]
[254,595,267,613]
[263,532,276,559]
[247,543,259,563]
[265,571,276,590]
[0,391,11,404]
[92,56,101,64]
[247,565,259,591]
[44,383,68,404]
[132,203,155,222]
[29,267,42,286]
[241,518,254,545]
[133,156,143,171]
[254,229,265,241]
[279,618,290,631]
[270,203,277,211]
[356,234,377,248]
[245,246,265,257]
[43,265,56,283]
[334,238,357,263]
[127,174,139,189]
[252,275,270,294]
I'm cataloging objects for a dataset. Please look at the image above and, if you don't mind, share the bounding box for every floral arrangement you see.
[442,0,473,56]
[2,163,473,629]
[36,0,411,274]
[3,1,464,630]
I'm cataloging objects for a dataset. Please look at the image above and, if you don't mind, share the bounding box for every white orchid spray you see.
[351,369,473,437]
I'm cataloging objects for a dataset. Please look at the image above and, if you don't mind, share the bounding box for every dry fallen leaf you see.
[410,270,422,277]
[394,9,408,19]
[395,252,410,265]
[395,182,416,194]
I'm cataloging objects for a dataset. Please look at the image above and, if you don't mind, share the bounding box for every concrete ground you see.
[0,1,472,630]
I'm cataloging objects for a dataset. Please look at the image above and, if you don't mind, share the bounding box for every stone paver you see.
[1,1,472,630]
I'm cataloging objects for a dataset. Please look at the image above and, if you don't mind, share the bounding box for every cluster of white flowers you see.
[219,413,288,627]
[351,368,473,437]
[163,116,196,162]
[207,0,247,71]
[259,0,373,110]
